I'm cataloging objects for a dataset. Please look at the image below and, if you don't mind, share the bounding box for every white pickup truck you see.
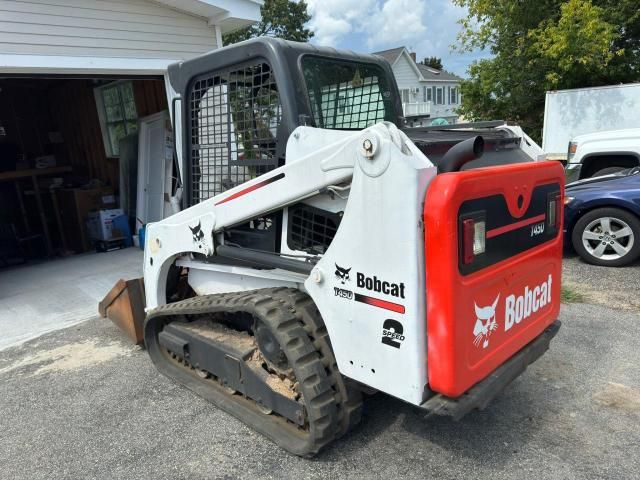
[565,128,640,182]
[542,83,640,182]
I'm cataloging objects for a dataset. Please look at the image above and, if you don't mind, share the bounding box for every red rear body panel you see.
[424,161,564,398]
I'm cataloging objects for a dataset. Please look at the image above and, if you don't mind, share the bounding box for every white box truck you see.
[542,83,640,181]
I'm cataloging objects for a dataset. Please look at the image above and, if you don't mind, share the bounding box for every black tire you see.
[571,207,640,267]
[591,166,626,177]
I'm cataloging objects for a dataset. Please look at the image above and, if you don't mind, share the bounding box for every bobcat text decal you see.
[335,264,351,284]
[472,274,554,348]
[189,221,205,250]
[334,287,353,299]
[333,264,406,314]
[473,296,499,349]
[189,221,204,242]
[356,273,405,299]
[530,222,545,237]
[381,319,405,349]
[505,275,552,331]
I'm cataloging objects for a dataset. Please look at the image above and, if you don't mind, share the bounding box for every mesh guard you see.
[187,60,280,206]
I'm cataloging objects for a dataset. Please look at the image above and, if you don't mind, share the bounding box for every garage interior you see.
[0,76,170,267]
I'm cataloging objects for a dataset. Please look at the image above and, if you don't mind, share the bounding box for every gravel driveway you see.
[0,296,638,479]
[563,252,640,311]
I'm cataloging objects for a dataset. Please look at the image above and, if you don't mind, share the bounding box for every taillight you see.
[462,217,486,264]
[547,193,562,230]
[568,141,577,160]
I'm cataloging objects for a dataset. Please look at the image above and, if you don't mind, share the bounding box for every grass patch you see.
[561,285,586,303]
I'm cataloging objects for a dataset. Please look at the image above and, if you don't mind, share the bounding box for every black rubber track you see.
[144,289,342,457]
[269,288,363,437]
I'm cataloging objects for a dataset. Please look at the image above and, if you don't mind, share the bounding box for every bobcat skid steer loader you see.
[135,38,563,457]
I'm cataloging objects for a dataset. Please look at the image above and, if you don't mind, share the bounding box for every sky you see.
[305,0,490,78]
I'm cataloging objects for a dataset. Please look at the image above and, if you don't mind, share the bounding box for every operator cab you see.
[168,38,404,255]
[168,37,403,208]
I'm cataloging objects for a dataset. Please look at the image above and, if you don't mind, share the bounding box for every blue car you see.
[564,166,640,266]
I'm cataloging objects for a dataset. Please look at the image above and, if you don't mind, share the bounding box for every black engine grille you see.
[187,61,281,205]
[288,204,342,254]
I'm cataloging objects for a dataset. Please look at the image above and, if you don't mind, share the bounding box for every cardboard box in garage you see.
[86,208,124,241]
[57,188,117,252]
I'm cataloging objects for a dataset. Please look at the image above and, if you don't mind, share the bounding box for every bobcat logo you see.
[189,221,205,245]
[335,264,351,284]
[473,295,500,349]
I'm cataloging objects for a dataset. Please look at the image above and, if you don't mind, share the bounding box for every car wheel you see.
[591,166,626,177]
[571,208,640,267]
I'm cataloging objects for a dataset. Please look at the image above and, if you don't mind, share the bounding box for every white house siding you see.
[427,82,460,120]
[0,0,218,60]
[383,52,462,123]
[393,55,421,102]
[393,55,419,87]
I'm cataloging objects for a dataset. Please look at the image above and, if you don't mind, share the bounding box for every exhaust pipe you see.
[438,136,484,173]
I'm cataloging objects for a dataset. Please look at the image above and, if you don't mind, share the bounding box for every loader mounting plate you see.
[421,320,560,420]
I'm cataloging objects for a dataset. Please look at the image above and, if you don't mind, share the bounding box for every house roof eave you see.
[419,78,462,84]
[152,0,261,33]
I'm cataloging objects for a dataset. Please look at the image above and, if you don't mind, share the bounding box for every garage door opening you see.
[0,76,173,267]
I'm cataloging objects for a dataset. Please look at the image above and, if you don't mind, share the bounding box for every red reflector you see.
[462,218,475,264]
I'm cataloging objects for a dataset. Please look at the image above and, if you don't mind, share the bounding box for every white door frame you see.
[136,111,172,231]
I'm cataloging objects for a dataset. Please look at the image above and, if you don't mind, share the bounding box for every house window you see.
[400,88,411,103]
[424,86,432,102]
[436,87,444,105]
[95,81,138,157]
[450,87,458,104]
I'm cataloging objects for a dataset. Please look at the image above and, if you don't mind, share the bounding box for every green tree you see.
[223,0,313,45]
[420,57,443,70]
[454,0,638,141]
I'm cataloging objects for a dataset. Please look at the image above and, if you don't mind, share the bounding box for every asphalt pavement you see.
[562,252,640,311]
[0,297,638,479]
